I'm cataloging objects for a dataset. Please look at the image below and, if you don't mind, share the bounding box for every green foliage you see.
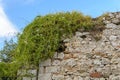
[15,11,105,69]
[16,11,93,67]
[0,62,19,77]
[0,39,18,79]
[0,39,17,62]
[0,11,106,79]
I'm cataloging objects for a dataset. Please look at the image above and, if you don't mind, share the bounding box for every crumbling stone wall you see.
[23,12,120,80]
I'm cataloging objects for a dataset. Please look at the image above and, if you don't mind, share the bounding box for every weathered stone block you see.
[39,59,51,67]
[75,76,83,80]
[46,66,60,73]
[112,18,120,24]
[38,73,51,80]
[52,74,64,80]
[61,58,76,67]
[106,23,117,29]
[54,52,58,59]
[52,60,61,66]
[39,67,44,74]
[64,54,73,59]
[57,52,64,59]
[28,69,37,75]
[23,77,31,80]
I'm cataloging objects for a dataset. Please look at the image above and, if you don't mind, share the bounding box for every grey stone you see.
[23,77,31,80]
[82,32,90,35]
[31,77,36,80]
[75,32,83,37]
[63,38,70,43]
[110,75,120,80]
[81,41,86,44]
[39,67,44,73]
[101,58,110,65]
[46,66,60,73]
[109,13,114,18]
[52,74,64,80]
[111,58,120,64]
[84,77,90,80]
[112,18,120,24]
[93,59,101,65]
[39,59,51,67]
[116,13,120,18]
[28,69,37,75]
[39,73,51,80]
[54,52,58,58]
[23,77,36,80]
[99,78,106,80]
[103,20,111,24]
[106,23,117,29]
[65,76,72,80]
[109,35,117,41]
[73,76,83,80]
[62,58,76,67]
[57,52,64,59]
[52,60,61,66]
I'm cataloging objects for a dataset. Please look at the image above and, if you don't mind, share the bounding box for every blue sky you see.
[0,0,120,49]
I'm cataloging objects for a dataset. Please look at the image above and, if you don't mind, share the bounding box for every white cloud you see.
[0,4,18,38]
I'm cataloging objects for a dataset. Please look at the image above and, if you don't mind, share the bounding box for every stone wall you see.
[23,12,120,80]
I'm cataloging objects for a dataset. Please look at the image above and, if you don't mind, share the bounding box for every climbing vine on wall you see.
[16,11,94,67]
[0,11,107,79]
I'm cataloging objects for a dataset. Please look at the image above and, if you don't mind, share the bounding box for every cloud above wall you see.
[0,2,18,38]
